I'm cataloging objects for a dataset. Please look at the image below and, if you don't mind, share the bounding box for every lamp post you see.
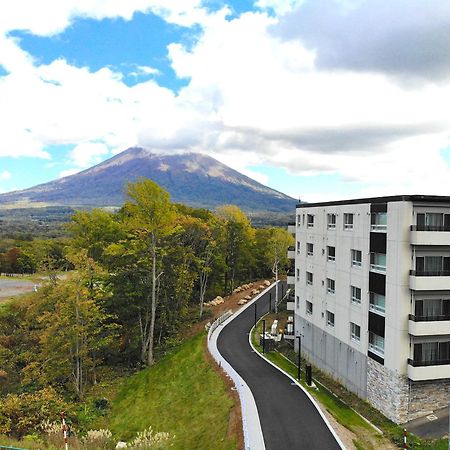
[296,334,302,380]
[269,292,272,313]
[262,319,266,354]
[254,303,257,327]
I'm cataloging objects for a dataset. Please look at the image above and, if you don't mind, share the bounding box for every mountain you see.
[0,148,297,213]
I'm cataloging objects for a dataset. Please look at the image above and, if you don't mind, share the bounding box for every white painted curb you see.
[207,283,278,450]
[248,321,347,450]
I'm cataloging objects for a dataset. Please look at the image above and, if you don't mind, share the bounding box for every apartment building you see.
[287,195,450,423]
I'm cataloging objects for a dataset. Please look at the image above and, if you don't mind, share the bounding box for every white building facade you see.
[288,195,450,423]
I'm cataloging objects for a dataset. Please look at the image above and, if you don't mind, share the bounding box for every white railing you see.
[208,310,233,340]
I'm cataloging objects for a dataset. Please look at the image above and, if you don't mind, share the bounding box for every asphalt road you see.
[217,282,342,450]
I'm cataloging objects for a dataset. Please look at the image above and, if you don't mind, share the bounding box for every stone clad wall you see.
[409,379,450,421]
[367,358,409,423]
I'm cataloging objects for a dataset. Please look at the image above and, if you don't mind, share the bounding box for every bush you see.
[81,428,114,449]
[127,427,173,449]
[0,387,74,437]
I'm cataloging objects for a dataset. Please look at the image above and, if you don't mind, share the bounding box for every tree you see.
[67,209,124,262]
[28,251,118,399]
[123,178,176,366]
[216,205,255,293]
[266,228,294,312]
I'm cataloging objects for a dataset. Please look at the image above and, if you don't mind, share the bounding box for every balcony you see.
[407,359,450,381]
[410,225,450,246]
[409,270,450,290]
[287,246,295,259]
[287,270,295,286]
[408,314,450,336]
[287,222,296,234]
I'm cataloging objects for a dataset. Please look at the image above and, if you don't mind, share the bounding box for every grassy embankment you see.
[252,315,448,450]
[94,332,238,450]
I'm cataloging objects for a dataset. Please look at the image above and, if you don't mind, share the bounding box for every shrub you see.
[0,387,74,437]
[81,428,113,449]
[127,427,172,449]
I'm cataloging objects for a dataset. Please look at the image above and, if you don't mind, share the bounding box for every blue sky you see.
[1,0,450,202]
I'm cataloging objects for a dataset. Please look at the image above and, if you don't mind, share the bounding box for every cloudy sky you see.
[1,0,450,202]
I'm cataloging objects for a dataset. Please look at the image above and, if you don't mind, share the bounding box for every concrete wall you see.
[297,316,368,399]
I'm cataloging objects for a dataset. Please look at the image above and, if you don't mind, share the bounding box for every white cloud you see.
[0,0,209,36]
[59,168,80,178]
[255,0,304,15]
[68,142,110,168]
[0,171,11,180]
[1,2,450,196]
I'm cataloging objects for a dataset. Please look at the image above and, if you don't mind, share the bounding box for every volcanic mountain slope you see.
[0,148,297,213]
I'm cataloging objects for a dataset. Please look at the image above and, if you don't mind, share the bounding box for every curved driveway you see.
[217,282,342,450]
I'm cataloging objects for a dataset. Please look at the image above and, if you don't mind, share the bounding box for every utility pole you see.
[296,334,302,380]
[269,292,272,313]
[254,303,257,328]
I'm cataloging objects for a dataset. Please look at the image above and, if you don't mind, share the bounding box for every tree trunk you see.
[147,237,157,366]
[199,270,209,318]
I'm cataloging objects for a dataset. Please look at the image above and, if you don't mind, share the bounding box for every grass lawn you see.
[100,332,237,450]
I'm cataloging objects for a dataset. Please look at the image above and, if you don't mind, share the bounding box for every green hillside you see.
[101,332,238,450]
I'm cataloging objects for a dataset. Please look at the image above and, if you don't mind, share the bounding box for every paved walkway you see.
[217,282,343,450]
[406,405,449,440]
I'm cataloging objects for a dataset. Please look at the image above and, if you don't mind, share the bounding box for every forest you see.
[0,178,293,443]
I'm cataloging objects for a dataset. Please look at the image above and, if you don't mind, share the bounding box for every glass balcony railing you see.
[411,225,450,232]
[410,270,450,277]
[409,314,450,322]
[408,358,450,367]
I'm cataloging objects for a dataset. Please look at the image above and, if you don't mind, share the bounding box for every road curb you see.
[248,321,347,450]
[207,283,279,450]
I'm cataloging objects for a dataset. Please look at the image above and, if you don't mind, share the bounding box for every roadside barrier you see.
[207,309,233,340]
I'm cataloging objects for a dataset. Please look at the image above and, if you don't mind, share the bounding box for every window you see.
[351,249,362,267]
[371,212,387,231]
[307,242,314,256]
[416,212,450,231]
[306,272,313,285]
[415,256,450,276]
[369,332,385,356]
[327,246,335,262]
[350,322,360,342]
[413,341,450,365]
[306,301,313,315]
[296,241,301,253]
[296,296,300,309]
[296,214,301,227]
[344,213,354,230]
[370,253,386,272]
[369,292,385,314]
[296,268,300,280]
[327,213,336,229]
[307,214,314,228]
[327,278,335,294]
[326,310,335,327]
[351,286,361,305]
[414,298,450,320]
